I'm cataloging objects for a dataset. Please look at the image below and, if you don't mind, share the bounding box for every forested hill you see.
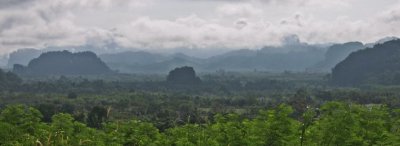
[13,50,113,76]
[332,39,400,85]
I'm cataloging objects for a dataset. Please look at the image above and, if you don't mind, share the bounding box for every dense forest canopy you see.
[0,102,399,145]
[0,69,21,91]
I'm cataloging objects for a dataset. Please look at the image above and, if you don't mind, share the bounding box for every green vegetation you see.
[0,68,399,145]
[0,69,22,91]
[4,40,400,145]
[0,102,399,146]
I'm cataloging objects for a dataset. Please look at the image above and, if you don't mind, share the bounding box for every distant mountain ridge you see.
[99,51,203,73]
[0,44,362,74]
[97,39,328,73]
[13,50,113,76]
[5,36,399,74]
[205,46,326,72]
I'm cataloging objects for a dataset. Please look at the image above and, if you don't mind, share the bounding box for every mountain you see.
[142,53,203,73]
[98,45,326,73]
[7,34,331,73]
[99,51,203,73]
[365,36,399,48]
[0,68,22,90]
[0,54,8,68]
[99,51,168,73]
[13,50,113,76]
[310,42,365,72]
[100,51,166,65]
[6,43,128,69]
[332,40,400,85]
[205,44,326,72]
[7,48,43,68]
[167,66,201,84]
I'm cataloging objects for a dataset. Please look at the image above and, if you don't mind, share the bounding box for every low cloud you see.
[0,0,399,55]
[0,0,36,9]
[216,3,263,18]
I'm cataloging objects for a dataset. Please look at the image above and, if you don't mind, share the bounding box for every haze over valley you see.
[2,36,397,74]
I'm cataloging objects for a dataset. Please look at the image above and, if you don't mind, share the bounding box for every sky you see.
[1,0,400,55]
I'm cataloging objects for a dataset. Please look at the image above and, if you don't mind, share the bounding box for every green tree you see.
[0,104,43,134]
[87,106,108,128]
[166,124,217,146]
[244,104,299,146]
[48,113,74,145]
[300,107,316,146]
[210,113,246,146]
[308,102,363,145]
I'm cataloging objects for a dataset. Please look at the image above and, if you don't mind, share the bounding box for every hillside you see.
[0,69,22,91]
[205,45,325,72]
[332,39,400,85]
[97,43,326,73]
[99,51,168,73]
[13,51,113,76]
[311,42,365,72]
[167,66,201,84]
[6,44,124,69]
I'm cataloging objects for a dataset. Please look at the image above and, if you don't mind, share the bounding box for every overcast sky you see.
[0,0,400,54]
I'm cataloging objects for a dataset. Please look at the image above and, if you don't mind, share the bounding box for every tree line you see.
[1,102,399,146]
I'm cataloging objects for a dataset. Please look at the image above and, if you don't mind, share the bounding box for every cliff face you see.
[13,50,113,76]
[167,66,201,84]
[332,39,400,85]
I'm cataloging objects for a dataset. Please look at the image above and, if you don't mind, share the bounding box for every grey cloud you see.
[1,39,37,46]
[0,13,36,32]
[186,0,304,4]
[188,0,247,1]
[0,0,399,55]
[0,16,21,32]
[384,10,400,23]
[216,3,262,18]
[281,34,301,46]
[0,0,36,9]
[188,0,349,7]
[235,19,248,29]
